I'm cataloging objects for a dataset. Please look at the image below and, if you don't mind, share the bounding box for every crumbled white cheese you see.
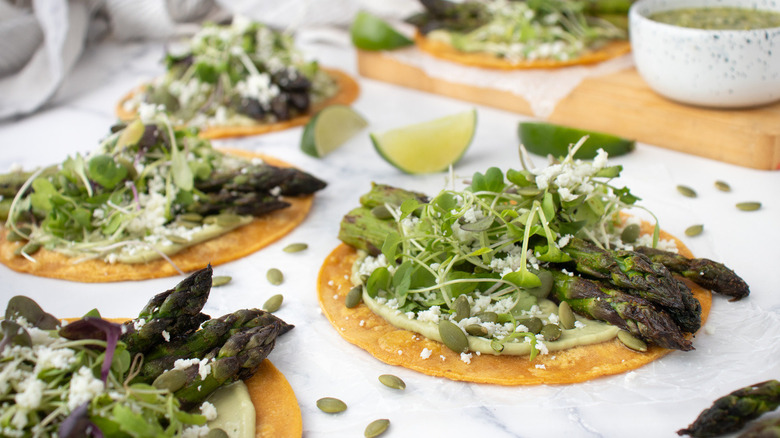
[67,367,105,410]
[420,348,432,360]
[162,330,171,342]
[15,377,45,409]
[200,401,218,421]
[460,352,472,364]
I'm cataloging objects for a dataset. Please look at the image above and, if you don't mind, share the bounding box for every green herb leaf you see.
[502,270,541,288]
[170,143,194,192]
[88,155,128,189]
[400,198,421,219]
[366,267,391,298]
[381,231,401,262]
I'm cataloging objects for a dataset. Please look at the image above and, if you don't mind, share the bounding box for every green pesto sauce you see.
[650,7,780,30]
[362,289,620,356]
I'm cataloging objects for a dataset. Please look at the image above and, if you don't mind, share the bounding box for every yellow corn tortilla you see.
[414,32,631,70]
[0,150,316,282]
[317,223,712,385]
[116,68,360,139]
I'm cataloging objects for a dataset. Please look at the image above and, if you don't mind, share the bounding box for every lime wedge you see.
[300,105,368,158]
[350,11,413,51]
[518,122,635,159]
[371,110,477,174]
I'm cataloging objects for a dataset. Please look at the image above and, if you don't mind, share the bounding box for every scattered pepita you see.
[215,213,243,227]
[166,235,190,244]
[540,324,562,341]
[676,185,697,198]
[558,301,575,330]
[152,369,187,393]
[266,268,284,285]
[378,374,406,390]
[211,276,232,287]
[452,295,470,322]
[283,242,308,253]
[620,223,640,244]
[178,212,203,222]
[364,419,390,438]
[14,242,40,257]
[345,286,363,309]
[371,205,393,219]
[263,294,284,313]
[736,202,761,211]
[465,324,488,337]
[316,397,347,413]
[685,224,703,237]
[438,320,468,353]
[205,428,229,438]
[476,311,498,323]
[714,180,731,192]
[617,330,647,352]
[517,317,543,334]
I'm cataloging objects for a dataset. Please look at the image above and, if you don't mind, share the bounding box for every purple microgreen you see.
[5,295,60,330]
[59,402,104,438]
[0,320,32,351]
[127,180,141,211]
[59,317,123,383]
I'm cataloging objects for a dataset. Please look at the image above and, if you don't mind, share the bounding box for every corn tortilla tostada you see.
[317,144,746,384]
[407,0,631,70]
[116,18,360,139]
[0,121,325,282]
[318,226,711,385]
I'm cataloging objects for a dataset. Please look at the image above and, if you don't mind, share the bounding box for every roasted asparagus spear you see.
[636,246,749,301]
[549,270,693,351]
[678,380,780,437]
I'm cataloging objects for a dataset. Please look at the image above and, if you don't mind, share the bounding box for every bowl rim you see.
[629,0,780,33]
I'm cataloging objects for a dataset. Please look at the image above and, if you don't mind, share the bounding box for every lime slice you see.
[518,122,635,159]
[300,105,368,158]
[371,110,477,174]
[350,11,413,51]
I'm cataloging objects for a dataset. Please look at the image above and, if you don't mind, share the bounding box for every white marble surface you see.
[1,32,780,438]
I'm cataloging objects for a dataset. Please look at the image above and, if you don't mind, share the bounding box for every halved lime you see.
[518,122,635,159]
[300,105,368,158]
[371,110,477,174]
[350,11,413,51]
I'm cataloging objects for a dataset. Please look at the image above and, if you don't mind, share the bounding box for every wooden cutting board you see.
[357,49,780,171]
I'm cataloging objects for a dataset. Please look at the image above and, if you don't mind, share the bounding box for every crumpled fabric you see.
[0,0,225,121]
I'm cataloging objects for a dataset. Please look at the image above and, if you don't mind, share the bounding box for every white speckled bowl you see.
[629,0,780,108]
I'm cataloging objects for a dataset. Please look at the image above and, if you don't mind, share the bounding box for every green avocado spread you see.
[649,7,780,30]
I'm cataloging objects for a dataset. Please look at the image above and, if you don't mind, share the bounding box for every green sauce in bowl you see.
[650,7,780,30]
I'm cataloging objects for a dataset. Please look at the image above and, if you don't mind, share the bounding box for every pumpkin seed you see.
[620,223,641,244]
[178,212,203,222]
[736,202,761,211]
[517,317,543,334]
[152,369,187,392]
[266,268,284,285]
[211,276,231,287]
[490,340,504,353]
[617,330,647,352]
[685,224,703,237]
[203,215,218,225]
[371,205,393,219]
[166,235,190,244]
[345,286,363,308]
[378,374,406,390]
[540,324,562,341]
[174,220,201,229]
[676,185,697,198]
[558,301,575,330]
[438,320,468,353]
[215,213,243,227]
[476,311,498,323]
[714,180,731,192]
[452,295,470,322]
[364,419,390,438]
[15,242,40,256]
[263,294,283,313]
[283,242,308,253]
[205,429,228,438]
[316,397,347,413]
[465,324,488,337]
